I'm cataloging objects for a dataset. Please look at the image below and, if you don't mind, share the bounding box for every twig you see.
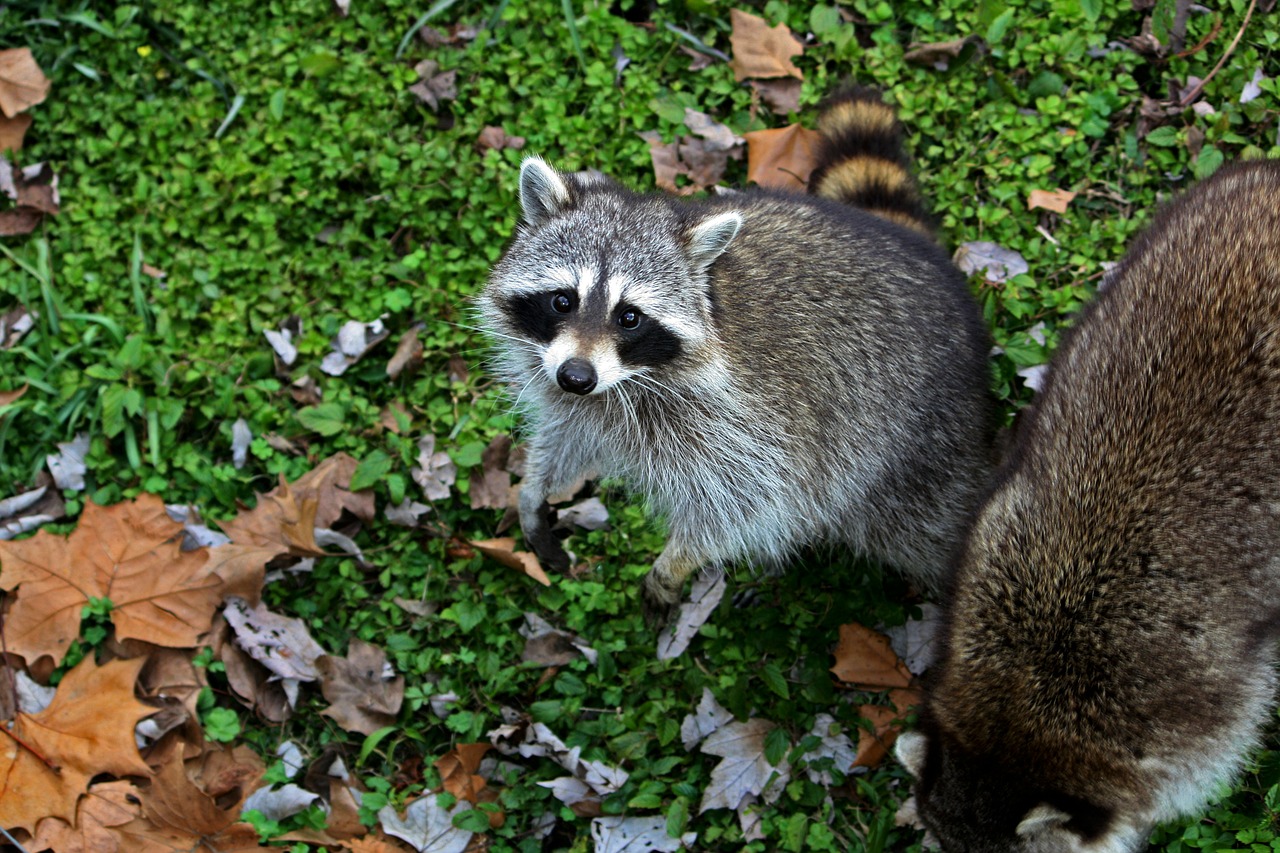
[1179,0,1256,107]
[0,723,61,774]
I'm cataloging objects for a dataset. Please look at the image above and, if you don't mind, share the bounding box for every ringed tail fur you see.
[808,86,934,237]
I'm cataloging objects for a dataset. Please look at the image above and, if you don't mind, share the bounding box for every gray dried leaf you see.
[953,240,1029,283]
[242,783,321,821]
[231,418,252,469]
[681,687,733,750]
[657,572,726,660]
[592,815,696,852]
[379,794,474,853]
[223,596,326,687]
[46,432,89,491]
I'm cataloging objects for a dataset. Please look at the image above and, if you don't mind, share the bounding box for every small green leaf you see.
[452,808,492,833]
[351,449,394,491]
[269,88,286,122]
[1145,126,1181,147]
[296,403,347,436]
[764,726,789,767]
[203,707,241,742]
[986,8,1015,44]
[358,725,399,765]
[761,662,790,699]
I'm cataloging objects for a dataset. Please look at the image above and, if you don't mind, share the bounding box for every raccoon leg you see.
[518,478,570,573]
[518,442,592,573]
[642,545,702,626]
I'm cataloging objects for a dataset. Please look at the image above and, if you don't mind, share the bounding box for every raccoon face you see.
[483,157,742,397]
[895,732,1134,853]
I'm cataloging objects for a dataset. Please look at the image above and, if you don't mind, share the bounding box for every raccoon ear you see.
[894,730,928,777]
[1016,804,1071,837]
[519,156,573,227]
[686,211,743,272]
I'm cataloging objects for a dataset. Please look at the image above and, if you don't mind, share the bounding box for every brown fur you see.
[900,160,1280,851]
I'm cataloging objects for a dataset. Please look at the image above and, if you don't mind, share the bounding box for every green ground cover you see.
[2,0,1279,849]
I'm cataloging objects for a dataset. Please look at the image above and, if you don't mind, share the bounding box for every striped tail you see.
[807,86,935,237]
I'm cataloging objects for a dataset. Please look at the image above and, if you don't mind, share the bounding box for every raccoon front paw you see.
[527,528,571,573]
[520,500,571,573]
[641,572,681,629]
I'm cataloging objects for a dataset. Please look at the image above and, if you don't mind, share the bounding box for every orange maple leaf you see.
[0,656,154,832]
[0,495,220,665]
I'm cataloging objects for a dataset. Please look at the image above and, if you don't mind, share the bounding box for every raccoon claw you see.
[641,574,680,629]
[530,536,571,574]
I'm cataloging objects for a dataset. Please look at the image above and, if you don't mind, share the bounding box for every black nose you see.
[556,358,597,395]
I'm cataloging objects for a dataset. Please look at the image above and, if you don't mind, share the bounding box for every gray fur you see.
[903,160,1280,851]
[477,104,995,619]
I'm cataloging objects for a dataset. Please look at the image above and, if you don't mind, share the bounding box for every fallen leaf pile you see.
[0,47,57,235]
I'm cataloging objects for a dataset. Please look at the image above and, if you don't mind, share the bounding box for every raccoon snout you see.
[556,358,598,395]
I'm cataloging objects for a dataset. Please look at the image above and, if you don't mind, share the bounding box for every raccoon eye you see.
[618,308,643,330]
[551,293,573,314]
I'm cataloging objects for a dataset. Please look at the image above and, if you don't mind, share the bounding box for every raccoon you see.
[477,87,996,620]
[896,159,1280,852]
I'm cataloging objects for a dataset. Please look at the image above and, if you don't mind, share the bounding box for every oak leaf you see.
[728,10,803,82]
[30,779,143,853]
[0,656,154,832]
[0,48,50,117]
[0,495,220,664]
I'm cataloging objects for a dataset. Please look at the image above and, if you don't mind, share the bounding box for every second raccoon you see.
[478,88,996,617]
[898,160,1280,851]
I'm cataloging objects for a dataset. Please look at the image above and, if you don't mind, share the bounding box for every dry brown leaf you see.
[851,704,900,769]
[904,36,982,67]
[209,615,292,723]
[1028,188,1076,214]
[205,479,326,603]
[409,60,457,112]
[0,48,50,118]
[743,124,821,191]
[386,328,424,379]
[0,656,154,832]
[830,622,913,689]
[435,742,491,803]
[0,382,27,407]
[316,639,405,736]
[31,779,144,853]
[342,835,417,852]
[749,78,803,115]
[728,9,803,82]
[0,112,31,152]
[125,738,265,852]
[470,435,513,510]
[477,125,526,152]
[0,205,42,236]
[291,452,375,527]
[470,537,550,586]
[0,495,221,664]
